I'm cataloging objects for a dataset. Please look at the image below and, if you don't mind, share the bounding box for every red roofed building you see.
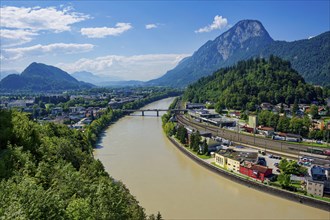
[239,162,272,182]
[257,126,275,137]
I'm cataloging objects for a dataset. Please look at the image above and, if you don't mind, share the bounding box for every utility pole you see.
[237,119,240,142]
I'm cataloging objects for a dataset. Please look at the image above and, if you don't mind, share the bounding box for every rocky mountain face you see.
[0,63,94,92]
[148,20,329,87]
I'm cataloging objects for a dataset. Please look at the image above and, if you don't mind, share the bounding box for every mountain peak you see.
[0,62,95,91]
[214,19,273,60]
[230,19,271,39]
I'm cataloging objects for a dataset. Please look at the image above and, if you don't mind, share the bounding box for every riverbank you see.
[95,97,329,219]
[88,91,180,148]
[167,136,330,211]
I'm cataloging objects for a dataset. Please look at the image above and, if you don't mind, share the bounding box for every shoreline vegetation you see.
[0,90,180,219]
[161,98,330,211]
[88,90,181,147]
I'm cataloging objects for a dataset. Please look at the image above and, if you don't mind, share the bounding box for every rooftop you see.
[241,161,271,174]
[216,149,258,163]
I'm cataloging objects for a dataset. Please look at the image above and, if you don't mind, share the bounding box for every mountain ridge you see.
[71,71,123,85]
[0,62,95,92]
[148,19,329,87]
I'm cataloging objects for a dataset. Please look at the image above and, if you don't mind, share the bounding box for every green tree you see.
[215,101,225,113]
[310,104,320,119]
[201,139,208,155]
[66,198,93,220]
[292,100,298,116]
[269,113,279,129]
[279,158,307,176]
[176,125,187,144]
[161,113,171,126]
[289,117,304,134]
[258,111,271,126]
[278,173,291,188]
[190,131,201,152]
[277,116,290,132]
[156,211,162,220]
[164,122,176,136]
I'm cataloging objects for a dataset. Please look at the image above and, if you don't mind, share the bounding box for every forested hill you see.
[0,110,146,219]
[261,31,330,86]
[183,56,325,111]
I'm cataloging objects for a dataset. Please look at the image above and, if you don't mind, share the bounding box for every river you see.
[94,97,329,219]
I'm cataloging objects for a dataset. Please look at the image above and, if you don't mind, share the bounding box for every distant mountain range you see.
[71,71,144,87]
[71,71,122,85]
[0,63,94,92]
[148,19,330,87]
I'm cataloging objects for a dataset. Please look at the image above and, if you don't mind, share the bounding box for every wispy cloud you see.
[0,6,90,46]
[58,54,189,81]
[81,23,132,38]
[0,29,38,47]
[2,43,94,60]
[0,6,90,32]
[195,15,228,33]
[145,24,158,29]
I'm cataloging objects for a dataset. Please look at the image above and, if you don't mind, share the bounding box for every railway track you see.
[176,114,330,162]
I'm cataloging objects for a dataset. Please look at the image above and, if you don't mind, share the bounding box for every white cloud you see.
[0,6,89,32]
[0,6,90,46]
[0,29,38,47]
[145,24,158,29]
[81,23,132,38]
[2,43,94,60]
[57,53,189,81]
[195,15,228,33]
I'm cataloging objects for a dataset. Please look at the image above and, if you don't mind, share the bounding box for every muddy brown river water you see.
[95,97,329,219]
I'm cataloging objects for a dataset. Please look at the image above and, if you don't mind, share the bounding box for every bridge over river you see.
[122,108,187,116]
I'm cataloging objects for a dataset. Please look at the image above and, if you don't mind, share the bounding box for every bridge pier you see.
[156,110,159,117]
[142,110,144,116]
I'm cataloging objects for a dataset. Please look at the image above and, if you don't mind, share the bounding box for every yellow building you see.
[215,149,258,173]
[215,153,226,168]
[248,115,258,130]
[227,157,240,173]
[306,178,324,197]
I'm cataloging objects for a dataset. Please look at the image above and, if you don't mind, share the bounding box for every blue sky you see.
[1,1,329,81]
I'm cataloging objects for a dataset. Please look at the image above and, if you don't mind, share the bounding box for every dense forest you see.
[183,56,325,111]
[0,110,148,219]
[261,31,330,86]
[0,88,179,218]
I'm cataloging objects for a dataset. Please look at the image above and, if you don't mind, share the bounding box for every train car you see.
[323,149,330,156]
[272,135,285,141]
[285,137,301,142]
[307,148,325,155]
